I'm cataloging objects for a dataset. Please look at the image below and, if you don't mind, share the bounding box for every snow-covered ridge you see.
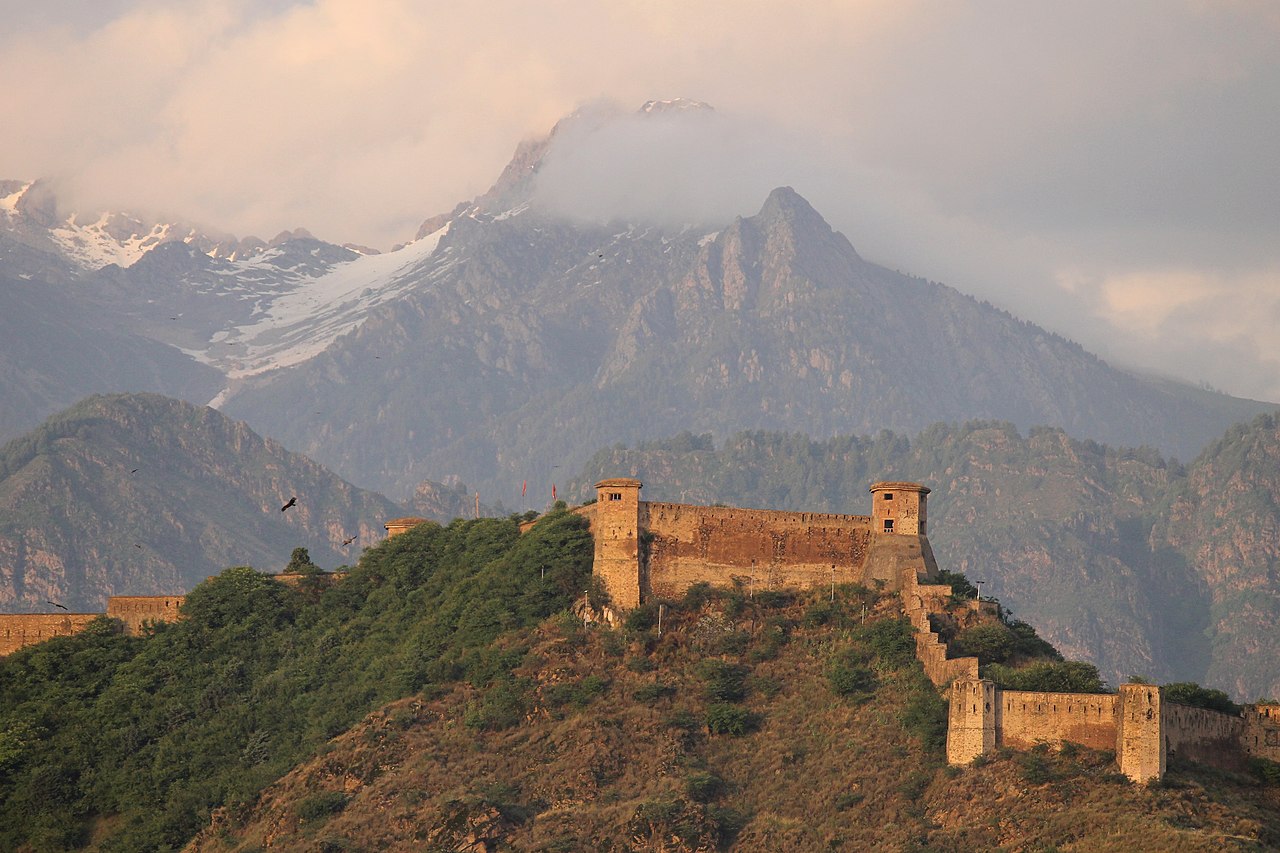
[199,223,452,383]
[49,212,188,270]
[0,182,28,216]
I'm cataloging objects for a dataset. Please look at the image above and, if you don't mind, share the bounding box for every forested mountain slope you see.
[0,393,404,611]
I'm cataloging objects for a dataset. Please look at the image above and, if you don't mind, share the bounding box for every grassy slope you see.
[188,587,1280,853]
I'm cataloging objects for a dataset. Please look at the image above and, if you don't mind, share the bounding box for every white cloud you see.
[0,0,1278,401]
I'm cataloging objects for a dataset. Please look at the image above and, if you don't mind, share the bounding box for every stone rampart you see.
[640,501,874,600]
[998,690,1119,751]
[106,596,186,635]
[903,578,978,687]
[0,613,101,655]
[1164,702,1246,769]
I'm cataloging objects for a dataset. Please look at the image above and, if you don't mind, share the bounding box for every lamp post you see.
[974,580,986,601]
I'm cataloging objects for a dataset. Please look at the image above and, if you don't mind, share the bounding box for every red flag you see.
[521,480,527,497]
[552,484,557,501]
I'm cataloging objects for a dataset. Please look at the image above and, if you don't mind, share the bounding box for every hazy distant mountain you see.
[569,415,1280,701]
[0,269,223,441]
[221,178,1270,500]
[0,393,406,611]
[1,104,1273,501]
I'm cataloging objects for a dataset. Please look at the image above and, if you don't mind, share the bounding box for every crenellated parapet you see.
[586,477,936,609]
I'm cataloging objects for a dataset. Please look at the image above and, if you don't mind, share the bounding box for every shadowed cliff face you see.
[568,416,1280,701]
[0,393,406,611]
[1157,413,1280,701]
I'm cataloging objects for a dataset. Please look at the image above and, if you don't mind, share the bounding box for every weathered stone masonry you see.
[0,595,185,654]
[590,477,938,609]
[585,476,1280,783]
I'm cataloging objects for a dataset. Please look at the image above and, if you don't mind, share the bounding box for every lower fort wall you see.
[640,502,875,600]
[1164,702,1246,770]
[0,613,101,655]
[998,690,1119,751]
[105,596,186,635]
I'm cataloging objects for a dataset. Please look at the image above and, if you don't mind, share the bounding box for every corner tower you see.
[870,481,929,535]
[593,478,643,609]
[864,481,938,588]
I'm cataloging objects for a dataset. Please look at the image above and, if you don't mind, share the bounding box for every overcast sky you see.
[2,0,1278,402]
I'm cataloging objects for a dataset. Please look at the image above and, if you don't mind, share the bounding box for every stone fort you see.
[2,481,1277,784]
[581,477,1280,783]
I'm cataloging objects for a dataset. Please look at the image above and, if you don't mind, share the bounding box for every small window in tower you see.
[883,492,894,500]
[609,492,622,501]
[883,519,894,532]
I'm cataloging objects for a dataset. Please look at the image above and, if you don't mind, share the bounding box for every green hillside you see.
[0,505,1276,851]
[0,509,592,851]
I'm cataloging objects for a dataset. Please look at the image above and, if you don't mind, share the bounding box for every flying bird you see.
[281,497,297,512]
[47,600,68,611]
[130,468,138,474]
[342,534,357,547]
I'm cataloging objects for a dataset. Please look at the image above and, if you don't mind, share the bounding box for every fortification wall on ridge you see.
[1164,703,1246,769]
[903,577,978,687]
[106,596,185,635]
[998,690,1119,751]
[0,613,100,655]
[640,502,874,600]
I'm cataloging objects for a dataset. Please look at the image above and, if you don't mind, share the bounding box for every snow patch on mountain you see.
[48,213,184,270]
[199,223,451,383]
[0,183,27,216]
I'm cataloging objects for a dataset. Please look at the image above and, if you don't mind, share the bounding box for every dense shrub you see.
[854,617,916,670]
[297,792,349,822]
[698,660,748,702]
[827,649,877,700]
[984,660,1107,693]
[705,703,756,736]
[952,624,1016,664]
[1162,682,1242,715]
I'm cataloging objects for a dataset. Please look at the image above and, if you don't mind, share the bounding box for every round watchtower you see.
[869,482,930,535]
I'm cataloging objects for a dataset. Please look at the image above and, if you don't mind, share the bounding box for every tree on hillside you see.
[285,547,320,574]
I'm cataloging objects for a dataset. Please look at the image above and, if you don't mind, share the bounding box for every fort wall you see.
[0,613,101,655]
[998,690,1119,751]
[590,478,935,608]
[1163,702,1246,770]
[903,576,978,687]
[640,501,874,601]
[106,596,186,635]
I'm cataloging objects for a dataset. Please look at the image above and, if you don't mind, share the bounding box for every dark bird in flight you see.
[281,497,297,512]
[342,534,357,546]
[47,600,68,611]
[130,468,139,474]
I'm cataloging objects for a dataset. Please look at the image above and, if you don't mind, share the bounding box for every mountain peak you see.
[637,98,715,115]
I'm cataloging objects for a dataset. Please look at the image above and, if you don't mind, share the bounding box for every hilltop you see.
[0,393,404,611]
[193,583,1280,851]
[570,416,1280,702]
[0,500,1276,850]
